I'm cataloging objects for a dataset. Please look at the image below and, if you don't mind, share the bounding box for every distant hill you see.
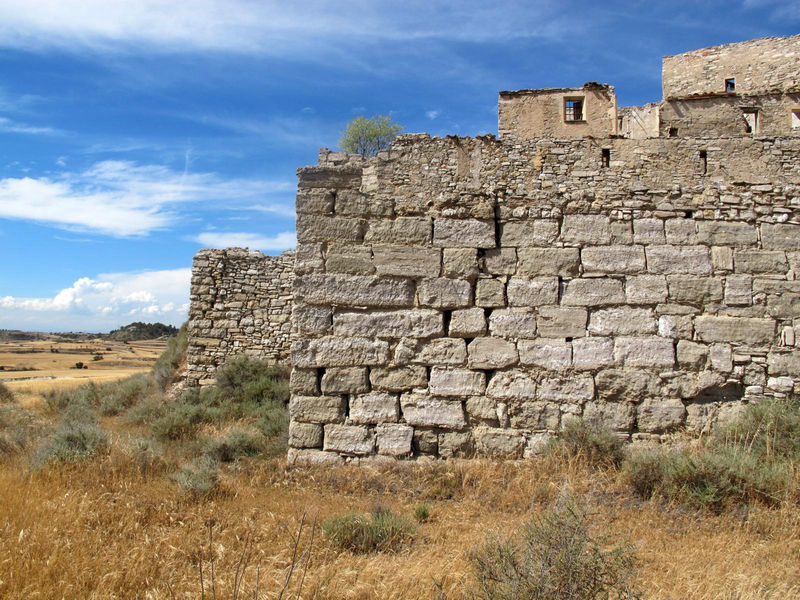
[105,322,179,342]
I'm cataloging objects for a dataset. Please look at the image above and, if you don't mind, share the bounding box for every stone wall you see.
[618,103,659,139]
[663,35,800,99]
[186,248,294,386]
[288,134,800,464]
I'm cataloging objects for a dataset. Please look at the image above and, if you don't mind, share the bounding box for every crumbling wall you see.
[499,84,617,140]
[663,34,800,99]
[186,248,294,386]
[288,134,800,464]
[618,104,659,139]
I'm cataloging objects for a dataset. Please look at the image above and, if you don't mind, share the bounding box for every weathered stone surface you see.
[633,218,666,245]
[583,402,636,432]
[488,308,537,338]
[625,275,668,304]
[517,248,580,276]
[595,369,662,401]
[293,305,332,335]
[695,316,775,344]
[667,275,723,304]
[296,189,334,215]
[372,245,441,277]
[613,337,675,368]
[293,337,390,367]
[320,367,369,394]
[486,370,537,399]
[288,422,324,448]
[733,250,788,274]
[335,190,393,217]
[561,278,626,306]
[370,366,428,391]
[761,223,800,250]
[429,367,486,396]
[433,219,496,247]
[295,274,415,307]
[665,218,697,244]
[538,376,594,402]
[767,352,800,376]
[636,398,686,433]
[324,424,375,455]
[364,217,431,245]
[294,243,325,274]
[587,307,657,336]
[325,244,374,274]
[483,248,517,274]
[467,337,519,369]
[658,314,693,339]
[443,248,480,279]
[296,215,363,243]
[287,448,345,466]
[709,343,733,372]
[290,368,319,395]
[501,220,559,246]
[400,393,467,429]
[536,306,587,338]
[517,339,572,370]
[561,215,611,245]
[417,278,473,309]
[450,307,487,337]
[376,424,413,457]
[572,337,615,370]
[697,221,758,247]
[438,431,475,458]
[413,429,438,455]
[507,277,559,306]
[289,395,346,424]
[581,246,646,274]
[465,396,500,424]
[475,278,506,307]
[508,400,560,429]
[411,338,467,366]
[677,340,708,368]
[333,309,443,338]
[724,275,752,306]
[473,427,525,458]
[645,245,712,275]
[349,392,399,424]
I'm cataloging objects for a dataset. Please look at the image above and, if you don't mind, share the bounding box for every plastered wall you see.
[288,135,800,464]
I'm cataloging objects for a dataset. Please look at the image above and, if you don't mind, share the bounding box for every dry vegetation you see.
[1,333,799,599]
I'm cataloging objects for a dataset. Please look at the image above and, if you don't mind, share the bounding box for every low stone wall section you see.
[186,248,294,386]
[288,135,800,464]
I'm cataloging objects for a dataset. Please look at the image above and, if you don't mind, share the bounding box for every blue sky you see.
[0,0,797,332]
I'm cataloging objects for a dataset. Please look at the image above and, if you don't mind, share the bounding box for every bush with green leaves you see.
[338,114,403,157]
[322,507,416,553]
[550,420,626,468]
[0,404,40,456]
[470,495,638,600]
[200,427,263,462]
[45,382,101,413]
[152,322,188,389]
[32,401,108,469]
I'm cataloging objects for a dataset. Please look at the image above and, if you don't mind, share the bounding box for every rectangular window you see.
[725,78,735,92]
[699,150,708,174]
[743,109,758,134]
[792,110,800,129]
[564,98,584,122]
[601,148,610,168]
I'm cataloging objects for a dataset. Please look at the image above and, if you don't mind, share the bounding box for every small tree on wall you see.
[339,114,404,157]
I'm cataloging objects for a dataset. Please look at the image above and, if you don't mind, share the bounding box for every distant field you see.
[0,337,165,396]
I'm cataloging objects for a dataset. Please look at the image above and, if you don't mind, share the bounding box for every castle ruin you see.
[187,35,800,463]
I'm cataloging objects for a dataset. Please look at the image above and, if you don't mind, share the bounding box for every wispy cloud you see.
[425,110,441,120]
[194,231,296,252]
[0,268,191,332]
[0,160,293,237]
[0,116,60,135]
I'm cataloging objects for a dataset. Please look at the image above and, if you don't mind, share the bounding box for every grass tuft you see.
[549,420,626,468]
[322,506,416,553]
[174,454,220,496]
[31,401,108,469]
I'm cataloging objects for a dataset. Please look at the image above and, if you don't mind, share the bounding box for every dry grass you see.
[1,448,799,599]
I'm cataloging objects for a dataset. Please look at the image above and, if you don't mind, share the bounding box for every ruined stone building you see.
[186,34,800,463]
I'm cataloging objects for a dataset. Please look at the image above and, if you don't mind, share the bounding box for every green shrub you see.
[470,495,638,600]
[715,397,800,462]
[99,373,159,416]
[45,382,101,413]
[32,401,108,468]
[0,404,40,456]
[201,427,263,462]
[0,381,13,404]
[215,355,289,405]
[551,420,626,468]
[175,455,220,496]
[323,507,416,553]
[152,322,188,389]
[414,502,431,523]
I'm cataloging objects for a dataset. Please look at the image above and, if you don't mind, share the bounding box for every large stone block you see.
[324,424,375,455]
[433,218,496,247]
[561,278,626,306]
[364,217,432,245]
[583,402,636,432]
[333,309,443,338]
[473,427,525,458]
[676,340,708,369]
[287,449,345,466]
[465,396,500,424]
[289,395,346,424]
[450,308,487,337]
[697,221,758,247]
[733,250,788,274]
[633,218,665,245]
[666,276,723,305]
[376,424,413,457]
[295,243,325,274]
[561,215,611,245]
[467,337,519,369]
[486,370,537,399]
[538,376,594,402]
[536,306,587,338]
[587,307,657,336]
[767,352,800,376]
[518,339,572,370]
[508,400,560,430]
[296,189,334,215]
[295,274,415,307]
[325,244,374,275]
[483,248,517,275]
[288,422,324,448]
[595,369,662,402]
[613,337,675,368]
[501,220,559,246]
[370,366,428,391]
[372,245,441,278]
[488,308,537,339]
[694,316,775,345]
[296,215,363,243]
[298,165,361,189]
[572,337,615,370]
[517,248,580,277]
[410,338,468,366]
[438,431,475,458]
[724,275,752,306]
[507,277,559,306]
[400,393,467,429]
[335,190,393,217]
[320,367,369,394]
[664,218,697,245]
[429,367,486,396]
[625,275,668,304]
[292,337,390,367]
[417,278,473,309]
[293,305,332,335]
[760,223,800,250]
[645,246,712,275]
[636,398,686,433]
[290,368,319,395]
[349,392,400,424]
[443,248,480,279]
[581,246,646,274]
[475,278,506,307]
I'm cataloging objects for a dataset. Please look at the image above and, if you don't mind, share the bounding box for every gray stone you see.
[465,397,500,424]
[507,277,559,306]
[293,305,332,336]
[561,278,626,306]
[625,275,668,304]
[324,424,375,455]
[508,401,560,429]
[433,218,496,248]
[595,369,662,402]
[697,221,758,247]
[289,395,346,424]
[664,218,697,244]
[536,306,587,338]
[438,432,475,458]
[517,248,580,276]
[373,245,441,278]
[613,337,675,368]
[364,217,432,245]
[711,246,734,272]
[657,314,693,339]
[760,223,800,250]
[667,275,723,304]
[572,337,615,370]
[483,248,518,275]
[296,215,363,243]
[295,274,415,307]
[733,250,788,274]
[695,316,775,344]
[488,308,537,339]
[411,338,468,366]
[502,221,560,246]
[349,392,400,424]
[633,218,666,245]
[636,398,686,433]
[475,278,506,307]
[429,367,486,396]
[724,275,752,306]
[401,393,467,429]
[287,449,345,466]
[767,352,800,376]
[517,339,572,370]
[538,376,595,402]
[413,429,438,455]
[524,432,556,457]
[587,307,657,336]
[561,215,611,245]
[288,422,324,448]
[325,244,374,274]
[320,367,369,394]
[295,243,325,274]
[676,340,709,369]
[296,189,334,215]
[710,343,733,372]
[443,248,480,279]
[468,337,519,369]
[376,424,414,457]
[473,427,525,458]
[645,245,712,275]
[486,370,537,400]
[292,337,390,367]
[583,402,636,432]
[290,368,319,395]
[370,366,428,392]
[581,246,646,274]
[333,309,443,338]
[450,308,487,337]
[417,278,473,309]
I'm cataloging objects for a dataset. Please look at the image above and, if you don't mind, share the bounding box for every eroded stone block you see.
[507,277,559,306]
[324,424,375,455]
[613,337,675,368]
[562,278,626,306]
[517,248,580,276]
[536,306,587,338]
[295,274,415,307]
[289,395,346,424]
[473,427,525,458]
[370,366,428,391]
[349,392,399,424]
[486,370,537,399]
[417,278,473,309]
[288,422,324,448]
[373,245,441,278]
[468,337,519,369]
[433,218,496,247]
[581,246,646,274]
[587,307,657,336]
[450,308,487,337]
[320,367,369,394]
[376,424,413,457]
[401,393,467,429]
[488,308,537,338]
[517,339,572,370]
[333,309,443,338]
[429,367,486,396]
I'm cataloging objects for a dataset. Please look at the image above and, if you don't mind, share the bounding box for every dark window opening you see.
[743,109,758,134]
[699,149,708,174]
[564,98,584,122]
[601,148,610,168]
[668,127,678,137]
[725,78,735,92]
[684,210,694,218]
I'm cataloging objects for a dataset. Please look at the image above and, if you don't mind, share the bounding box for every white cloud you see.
[0,116,60,135]
[0,268,191,332]
[425,110,441,120]
[194,231,296,252]
[0,160,293,237]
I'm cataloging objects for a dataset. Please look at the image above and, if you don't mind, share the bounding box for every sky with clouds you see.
[0,0,797,332]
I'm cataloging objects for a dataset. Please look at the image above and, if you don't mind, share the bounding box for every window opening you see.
[725,78,735,92]
[601,148,610,168]
[743,109,758,134]
[564,98,584,122]
[668,127,678,137]
[792,110,800,129]
[699,150,708,174]
[617,116,624,132]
